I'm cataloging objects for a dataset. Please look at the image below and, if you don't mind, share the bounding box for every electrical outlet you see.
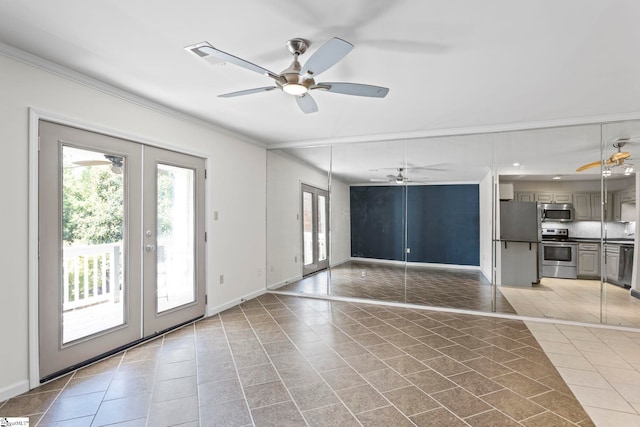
[214,211,219,220]
[219,274,224,284]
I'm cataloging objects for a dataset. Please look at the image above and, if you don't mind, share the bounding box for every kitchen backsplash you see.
[543,221,636,239]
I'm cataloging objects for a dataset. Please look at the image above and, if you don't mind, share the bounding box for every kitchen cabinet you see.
[612,191,622,221]
[517,192,572,203]
[605,244,620,284]
[574,192,603,221]
[535,192,572,203]
[516,192,535,202]
[577,243,600,278]
[611,188,636,222]
[621,187,636,203]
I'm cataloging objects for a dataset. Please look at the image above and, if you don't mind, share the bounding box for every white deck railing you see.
[62,242,122,311]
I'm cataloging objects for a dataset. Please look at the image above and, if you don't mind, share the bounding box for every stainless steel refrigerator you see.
[499,201,541,286]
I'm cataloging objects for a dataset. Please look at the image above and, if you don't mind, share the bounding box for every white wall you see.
[330,179,351,266]
[266,150,350,287]
[0,53,266,399]
[479,172,494,280]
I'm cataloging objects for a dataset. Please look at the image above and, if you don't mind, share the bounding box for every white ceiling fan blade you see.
[315,82,389,98]
[301,37,353,77]
[369,178,389,182]
[295,93,318,114]
[185,42,279,79]
[72,160,111,166]
[218,87,278,98]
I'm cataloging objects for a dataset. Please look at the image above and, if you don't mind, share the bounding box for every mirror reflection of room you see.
[266,121,640,328]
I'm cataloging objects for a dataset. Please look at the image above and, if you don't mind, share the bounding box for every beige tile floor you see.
[500,278,640,328]
[1,294,594,426]
[526,321,640,427]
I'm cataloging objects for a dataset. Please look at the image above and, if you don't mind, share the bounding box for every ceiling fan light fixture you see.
[283,83,308,96]
[624,165,634,175]
[552,175,562,180]
[603,168,612,177]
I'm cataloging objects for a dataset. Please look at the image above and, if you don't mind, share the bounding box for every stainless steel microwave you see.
[540,203,574,222]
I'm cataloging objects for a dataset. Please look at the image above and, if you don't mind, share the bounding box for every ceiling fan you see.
[370,168,428,184]
[185,37,389,114]
[576,138,636,175]
[72,155,124,174]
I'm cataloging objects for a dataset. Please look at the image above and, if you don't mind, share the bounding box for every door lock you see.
[145,244,156,252]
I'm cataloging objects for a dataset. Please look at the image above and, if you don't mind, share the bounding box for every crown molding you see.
[0,41,266,149]
[268,112,640,149]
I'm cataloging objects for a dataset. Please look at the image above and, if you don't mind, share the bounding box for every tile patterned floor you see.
[501,277,640,329]
[277,262,640,328]
[527,322,640,427]
[1,294,594,426]
[278,261,516,314]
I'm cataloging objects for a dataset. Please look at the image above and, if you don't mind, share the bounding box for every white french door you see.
[38,120,205,381]
[302,184,329,276]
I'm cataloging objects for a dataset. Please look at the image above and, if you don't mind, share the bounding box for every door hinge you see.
[38,136,41,151]
[204,169,207,179]
[205,232,207,242]
[205,294,208,304]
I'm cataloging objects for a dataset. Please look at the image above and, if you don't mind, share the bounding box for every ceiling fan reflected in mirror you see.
[370,168,428,184]
[576,138,638,176]
[185,37,389,114]
[72,155,124,174]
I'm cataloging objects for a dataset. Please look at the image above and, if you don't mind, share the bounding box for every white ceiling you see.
[2,0,640,182]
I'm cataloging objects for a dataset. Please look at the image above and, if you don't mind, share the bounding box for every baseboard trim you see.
[0,380,29,402]
[266,275,303,290]
[350,257,481,271]
[207,288,267,317]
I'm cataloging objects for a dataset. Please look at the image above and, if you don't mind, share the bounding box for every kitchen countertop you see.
[568,237,634,245]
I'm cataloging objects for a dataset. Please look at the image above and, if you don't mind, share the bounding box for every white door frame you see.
[28,108,210,389]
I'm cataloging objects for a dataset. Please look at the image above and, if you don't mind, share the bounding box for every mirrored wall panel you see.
[266,120,640,328]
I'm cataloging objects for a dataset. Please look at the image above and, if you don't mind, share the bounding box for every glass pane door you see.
[142,146,205,336]
[156,164,196,313]
[38,121,205,381]
[302,184,329,276]
[39,121,143,381]
[61,146,126,343]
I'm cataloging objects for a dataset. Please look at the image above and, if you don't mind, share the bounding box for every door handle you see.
[145,244,156,252]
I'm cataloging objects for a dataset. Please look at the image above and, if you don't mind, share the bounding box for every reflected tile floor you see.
[278,261,517,314]
[0,294,595,426]
[501,278,640,329]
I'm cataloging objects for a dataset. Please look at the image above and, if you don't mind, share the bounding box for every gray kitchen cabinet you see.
[516,192,535,202]
[622,187,636,203]
[605,244,620,283]
[573,193,592,220]
[591,193,602,220]
[612,191,622,221]
[574,192,605,220]
[534,192,572,203]
[577,243,600,278]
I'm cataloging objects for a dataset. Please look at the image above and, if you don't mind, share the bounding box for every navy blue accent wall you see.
[350,185,479,266]
[406,185,479,265]
[350,186,406,261]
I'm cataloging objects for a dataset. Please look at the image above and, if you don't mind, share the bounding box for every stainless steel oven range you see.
[541,228,577,279]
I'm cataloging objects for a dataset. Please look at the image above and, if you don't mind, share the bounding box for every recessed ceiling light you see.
[512,162,520,167]
[552,175,562,180]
